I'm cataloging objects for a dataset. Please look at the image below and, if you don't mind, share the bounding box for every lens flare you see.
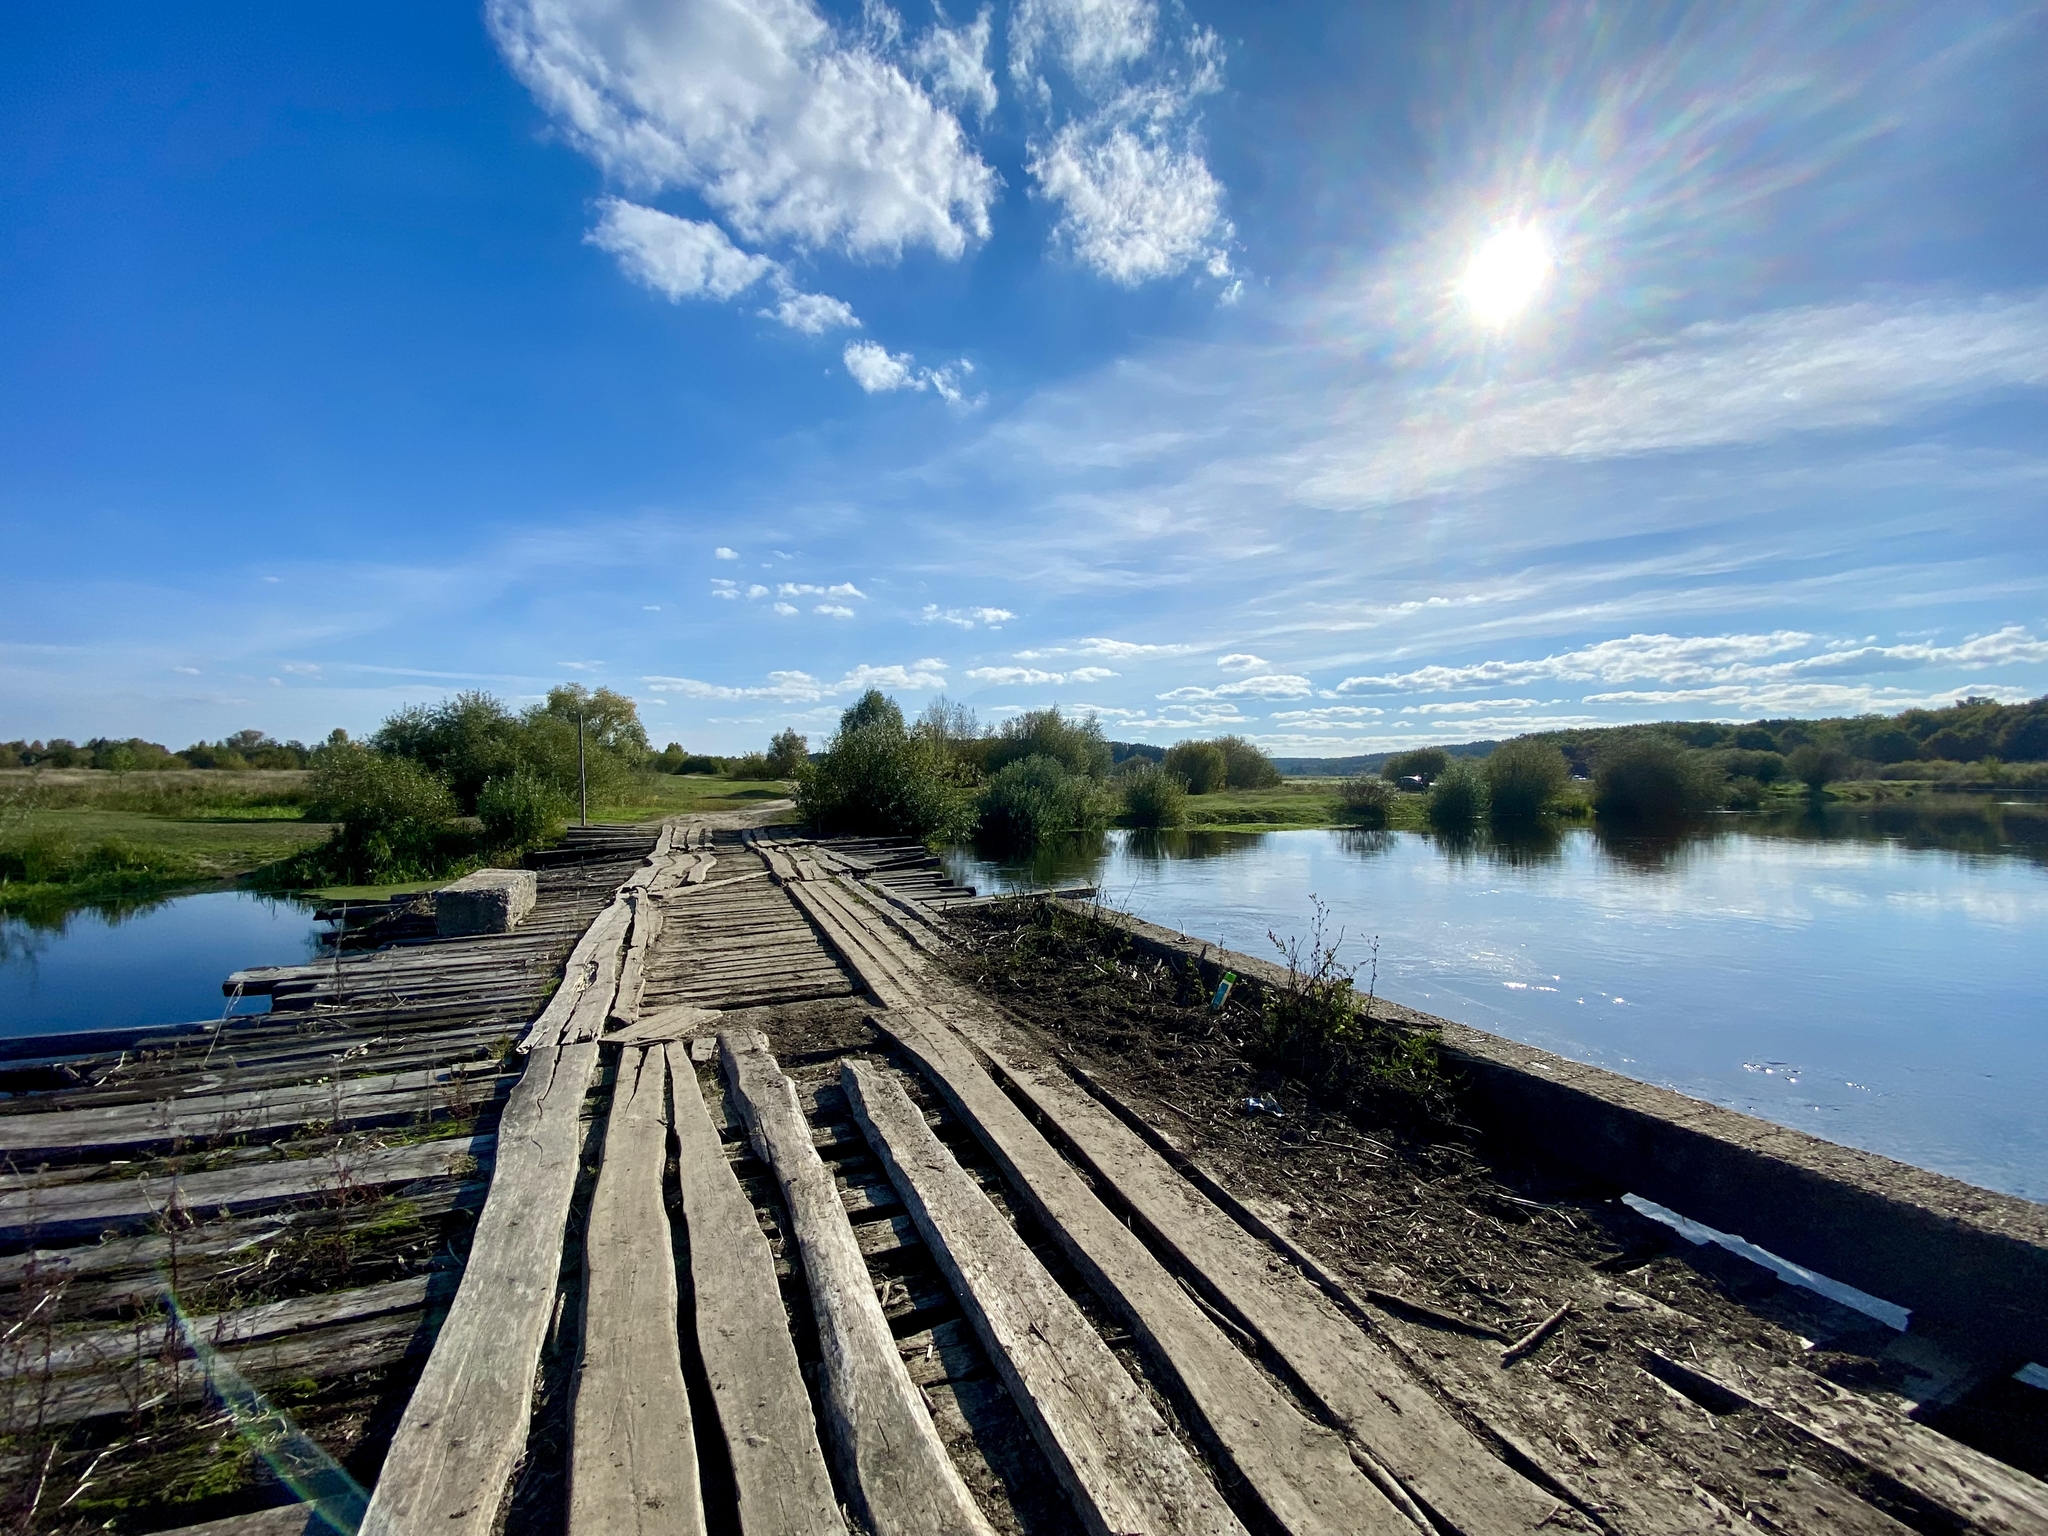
[1458,224,1553,327]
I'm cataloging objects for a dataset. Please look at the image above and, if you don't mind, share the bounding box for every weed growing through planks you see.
[1257,897,1451,1129]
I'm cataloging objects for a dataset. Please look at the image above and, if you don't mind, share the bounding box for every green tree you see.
[539,685,649,761]
[1118,761,1187,829]
[1212,735,1282,789]
[1593,737,1724,822]
[986,707,1112,779]
[1382,747,1451,785]
[766,728,809,778]
[1160,740,1228,794]
[1426,759,1488,829]
[1484,740,1570,825]
[1786,743,1852,792]
[478,769,569,852]
[798,693,971,841]
[306,744,457,882]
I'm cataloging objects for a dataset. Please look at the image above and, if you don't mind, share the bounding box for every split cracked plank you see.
[871,1004,1409,1536]
[571,1046,704,1536]
[359,1041,600,1536]
[609,895,666,1027]
[843,1058,1248,1536]
[0,1131,496,1243]
[720,1027,995,1536]
[944,1012,1565,1536]
[1643,1345,2048,1536]
[666,1041,846,1536]
[524,895,636,1051]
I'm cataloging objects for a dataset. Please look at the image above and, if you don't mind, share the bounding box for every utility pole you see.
[578,710,588,826]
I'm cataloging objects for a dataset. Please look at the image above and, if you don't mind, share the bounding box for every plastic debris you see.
[1242,1093,1283,1117]
[1209,970,1237,1010]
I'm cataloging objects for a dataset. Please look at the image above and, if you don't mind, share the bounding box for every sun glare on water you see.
[1458,224,1553,327]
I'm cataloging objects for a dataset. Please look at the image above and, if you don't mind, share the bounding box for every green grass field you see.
[1175,779,1436,832]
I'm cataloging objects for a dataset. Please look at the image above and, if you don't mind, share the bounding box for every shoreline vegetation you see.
[5,690,2044,922]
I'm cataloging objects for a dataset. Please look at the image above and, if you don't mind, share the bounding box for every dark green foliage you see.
[1118,761,1187,828]
[538,684,650,760]
[766,728,809,777]
[1382,747,1451,785]
[305,744,458,882]
[1857,726,1919,764]
[477,769,568,852]
[1211,735,1283,789]
[977,755,1112,849]
[1786,743,1853,791]
[1592,736,1725,822]
[1109,740,1166,766]
[1715,748,1785,783]
[798,694,972,842]
[1426,758,1488,828]
[1160,740,1228,794]
[986,706,1113,779]
[1337,775,1392,826]
[373,686,644,812]
[1484,739,1569,824]
[725,752,776,779]
[650,743,722,774]
[374,691,523,807]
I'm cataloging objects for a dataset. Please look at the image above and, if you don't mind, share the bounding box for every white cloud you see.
[643,604,661,611]
[1159,673,1312,700]
[1300,294,2048,509]
[760,283,861,334]
[1270,706,1385,722]
[965,663,1121,686]
[587,198,773,301]
[715,546,739,560]
[1332,626,2048,696]
[747,584,770,598]
[1582,682,2039,715]
[711,579,740,600]
[911,8,997,118]
[172,666,200,675]
[1010,0,1156,83]
[1216,653,1268,671]
[646,658,948,702]
[779,582,827,596]
[1029,119,1230,286]
[815,603,856,618]
[490,0,996,260]
[843,340,974,402]
[922,603,1016,629]
[1014,636,1194,660]
[774,601,799,615]
[1401,698,1545,715]
[281,662,320,675]
[827,581,867,598]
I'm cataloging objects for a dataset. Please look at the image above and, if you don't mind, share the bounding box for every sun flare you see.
[1459,224,1553,327]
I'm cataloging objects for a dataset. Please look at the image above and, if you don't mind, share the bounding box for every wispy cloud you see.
[1160,673,1311,700]
[844,340,975,403]
[1014,636,1196,660]
[966,664,1119,686]
[644,658,948,702]
[922,603,1016,630]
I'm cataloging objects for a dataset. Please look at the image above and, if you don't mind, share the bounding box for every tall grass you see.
[1425,759,1488,829]
[1337,775,1392,826]
[976,756,1112,849]
[1593,736,1725,822]
[1483,739,1569,825]
[1118,761,1187,828]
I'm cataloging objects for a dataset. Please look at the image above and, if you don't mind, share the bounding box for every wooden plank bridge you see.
[3,818,2045,1536]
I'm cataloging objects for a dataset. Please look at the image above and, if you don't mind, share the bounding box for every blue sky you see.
[3,1,2044,755]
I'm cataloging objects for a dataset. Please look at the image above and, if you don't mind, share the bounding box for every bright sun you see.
[1458,224,1553,327]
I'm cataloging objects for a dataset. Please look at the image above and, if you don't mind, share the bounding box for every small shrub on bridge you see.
[477,769,568,852]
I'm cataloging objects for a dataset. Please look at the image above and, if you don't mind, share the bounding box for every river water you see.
[945,800,2048,1203]
[4,801,2042,1202]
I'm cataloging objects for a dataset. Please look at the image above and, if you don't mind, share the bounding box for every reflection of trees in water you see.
[1335,829,1394,860]
[1,889,182,935]
[1592,821,1728,873]
[1753,797,2048,870]
[0,916,51,969]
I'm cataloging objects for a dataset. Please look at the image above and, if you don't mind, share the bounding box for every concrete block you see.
[436,868,537,937]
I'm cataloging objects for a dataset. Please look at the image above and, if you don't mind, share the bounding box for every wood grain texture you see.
[666,1043,846,1536]
[843,1058,1246,1536]
[570,1046,704,1536]
[871,1006,1408,1536]
[359,1042,600,1536]
[952,1021,1562,1536]
[720,1028,994,1536]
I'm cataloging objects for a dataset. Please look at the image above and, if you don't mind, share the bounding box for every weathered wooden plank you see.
[1644,1346,2048,1536]
[359,1042,600,1536]
[570,1047,703,1536]
[524,898,633,1051]
[843,1059,1246,1536]
[955,1021,1563,1535]
[0,1131,495,1243]
[720,1028,994,1536]
[0,1065,516,1159]
[609,894,666,1026]
[666,1042,846,1536]
[151,1503,323,1536]
[871,1005,1408,1536]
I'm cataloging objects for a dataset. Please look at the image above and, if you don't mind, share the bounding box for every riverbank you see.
[0,767,798,915]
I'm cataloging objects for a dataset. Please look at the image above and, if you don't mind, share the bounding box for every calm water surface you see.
[947,802,2048,1202]
[1,890,322,1037]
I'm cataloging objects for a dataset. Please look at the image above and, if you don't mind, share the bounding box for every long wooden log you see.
[843,1059,1246,1536]
[359,1042,600,1536]
[666,1042,846,1536]
[570,1047,703,1536]
[720,1028,994,1536]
